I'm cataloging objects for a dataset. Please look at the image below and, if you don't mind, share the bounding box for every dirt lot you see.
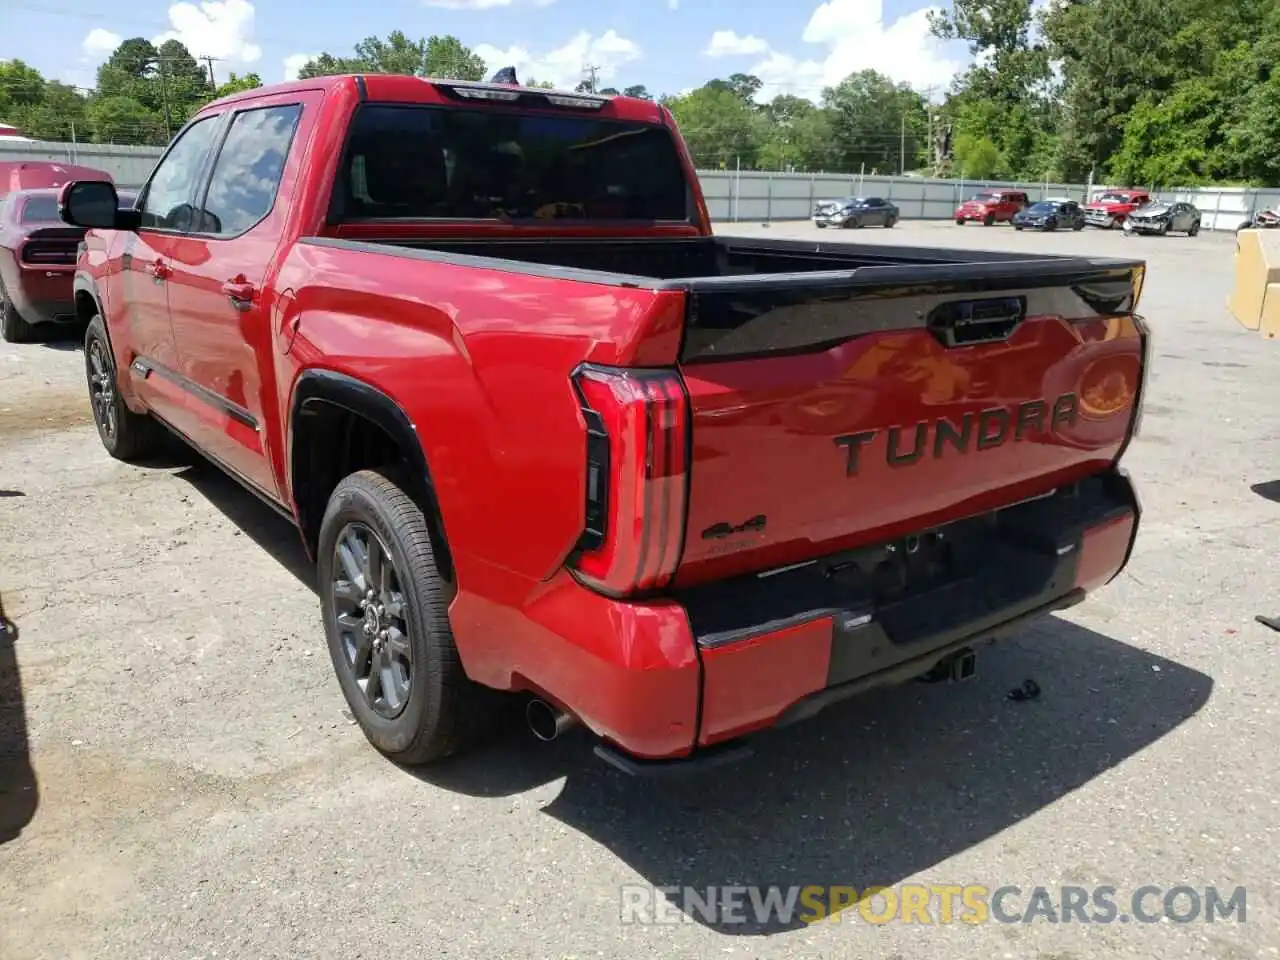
[2,221,1279,960]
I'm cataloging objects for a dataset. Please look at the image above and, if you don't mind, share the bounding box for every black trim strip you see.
[131,356,258,429]
[355,75,368,101]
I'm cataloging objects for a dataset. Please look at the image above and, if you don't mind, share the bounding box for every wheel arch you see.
[287,368,455,588]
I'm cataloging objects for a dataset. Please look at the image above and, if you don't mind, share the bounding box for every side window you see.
[138,116,221,231]
[197,104,302,237]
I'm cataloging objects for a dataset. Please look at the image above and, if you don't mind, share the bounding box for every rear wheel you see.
[1188,220,1200,237]
[955,218,965,226]
[0,282,37,344]
[84,315,161,461]
[1073,222,1084,231]
[982,213,996,226]
[884,215,896,228]
[318,469,495,765]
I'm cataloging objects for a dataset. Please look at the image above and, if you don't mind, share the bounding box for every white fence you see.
[699,170,1280,233]
[4,138,1278,232]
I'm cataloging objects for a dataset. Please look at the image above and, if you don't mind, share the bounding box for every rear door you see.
[165,92,316,499]
[671,261,1146,586]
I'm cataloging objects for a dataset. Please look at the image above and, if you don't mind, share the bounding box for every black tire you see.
[842,217,862,229]
[318,469,494,765]
[884,216,896,228]
[1073,222,1084,231]
[1014,225,1023,231]
[815,223,826,229]
[84,315,161,461]
[955,218,965,226]
[0,282,37,344]
[983,213,996,226]
[1188,220,1200,237]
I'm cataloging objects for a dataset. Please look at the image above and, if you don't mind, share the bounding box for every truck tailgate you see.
[673,261,1146,586]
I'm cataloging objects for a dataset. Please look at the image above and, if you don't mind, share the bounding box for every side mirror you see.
[59,180,127,230]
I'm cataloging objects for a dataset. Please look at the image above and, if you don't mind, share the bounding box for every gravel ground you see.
[1,220,1278,960]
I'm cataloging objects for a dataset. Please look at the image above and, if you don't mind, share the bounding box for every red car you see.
[1084,189,1151,230]
[0,161,114,200]
[59,71,1150,772]
[0,187,134,341]
[953,190,1029,226]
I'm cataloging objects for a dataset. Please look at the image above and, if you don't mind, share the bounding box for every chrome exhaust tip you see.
[526,698,576,742]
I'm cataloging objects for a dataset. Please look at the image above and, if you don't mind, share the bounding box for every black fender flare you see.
[287,369,452,576]
[72,272,102,320]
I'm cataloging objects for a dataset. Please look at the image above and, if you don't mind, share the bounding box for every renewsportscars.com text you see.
[619,884,1247,926]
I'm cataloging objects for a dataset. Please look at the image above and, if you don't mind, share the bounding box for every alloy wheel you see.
[86,339,117,440]
[331,522,413,719]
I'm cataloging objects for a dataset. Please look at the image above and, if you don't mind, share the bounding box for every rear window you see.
[19,195,60,223]
[334,103,691,222]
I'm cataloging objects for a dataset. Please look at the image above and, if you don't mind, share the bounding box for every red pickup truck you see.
[1084,189,1151,230]
[59,73,1150,772]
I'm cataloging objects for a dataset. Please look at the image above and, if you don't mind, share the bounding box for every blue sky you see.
[3,0,972,102]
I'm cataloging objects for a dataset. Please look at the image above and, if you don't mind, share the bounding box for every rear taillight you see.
[21,240,77,265]
[569,364,690,598]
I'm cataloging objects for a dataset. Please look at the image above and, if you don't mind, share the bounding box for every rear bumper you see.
[1085,212,1119,227]
[5,266,76,325]
[452,470,1139,768]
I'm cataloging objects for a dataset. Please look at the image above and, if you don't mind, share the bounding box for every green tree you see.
[952,132,1004,178]
[705,73,763,105]
[0,60,47,117]
[425,35,485,79]
[297,32,485,80]
[823,70,929,174]
[623,84,652,100]
[213,73,263,98]
[930,0,1054,178]
[85,94,166,145]
[665,84,767,167]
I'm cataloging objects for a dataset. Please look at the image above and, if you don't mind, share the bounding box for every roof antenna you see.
[490,66,519,85]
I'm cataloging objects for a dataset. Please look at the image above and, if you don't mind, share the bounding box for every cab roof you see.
[204,72,668,125]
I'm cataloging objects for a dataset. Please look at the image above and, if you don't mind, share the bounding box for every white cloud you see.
[153,0,262,65]
[282,53,316,81]
[668,0,679,8]
[82,29,123,59]
[736,0,964,102]
[474,29,641,90]
[704,30,770,57]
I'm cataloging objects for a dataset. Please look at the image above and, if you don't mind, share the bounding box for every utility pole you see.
[156,58,173,139]
[582,64,600,93]
[900,112,906,175]
[202,56,219,90]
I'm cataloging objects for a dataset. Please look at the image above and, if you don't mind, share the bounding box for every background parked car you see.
[1012,199,1087,232]
[812,196,898,228]
[1084,189,1150,229]
[0,187,135,342]
[1123,200,1201,236]
[953,190,1028,225]
[0,161,113,201]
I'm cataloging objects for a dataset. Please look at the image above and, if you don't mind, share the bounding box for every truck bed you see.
[301,230,1146,587]
[311,234,1143,363]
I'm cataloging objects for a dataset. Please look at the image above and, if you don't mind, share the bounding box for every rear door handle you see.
[149,260,170,281]
[221,280,255,311]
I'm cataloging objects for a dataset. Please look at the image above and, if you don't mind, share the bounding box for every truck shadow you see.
[0,596,38,847]
[162,453,1213,935]
[419,619,1212,935]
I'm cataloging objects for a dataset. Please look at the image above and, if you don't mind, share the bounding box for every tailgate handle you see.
[928,296,1025,347]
